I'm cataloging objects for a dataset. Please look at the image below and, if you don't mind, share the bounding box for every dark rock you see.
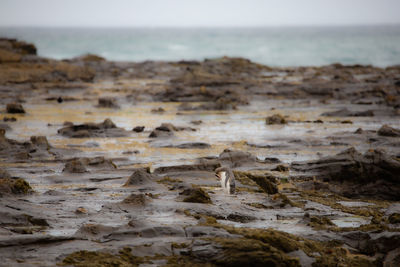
[266,114,287,125]
[234,171,278,194]
[6,103,25,114]
[148,123,195,138]
[63,159,87,173]
[73,54,105,62]
[149,129,174,138]
[159,142,211,149]
[263,157,281,163]
[226,213,256,223]
[58,119,129,138]
[97,97,120,108]
[378,124,400,137]
[388,213,400,224]
[132,126,145,132]
[291,147,400,200]
[355,128,364,134]
[185,226,235,238]
[124,168,157,186]
[321,108,374,117]
[0,177,33,196]
[30,136,51,150]
[180,186,212,204]
[154,162,220,174]
[272,164,289,172]
[63,157,116,173]
[3,117,16,122]
[151,107,165,113]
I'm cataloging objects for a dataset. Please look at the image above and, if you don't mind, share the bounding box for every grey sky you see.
[1,0,400,27]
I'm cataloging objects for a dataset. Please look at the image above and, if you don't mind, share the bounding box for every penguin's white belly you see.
[219,172,230,193]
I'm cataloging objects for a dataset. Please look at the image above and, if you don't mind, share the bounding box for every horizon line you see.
[1,23,400,29]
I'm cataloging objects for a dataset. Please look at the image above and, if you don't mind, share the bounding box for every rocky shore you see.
[0,38,399,266]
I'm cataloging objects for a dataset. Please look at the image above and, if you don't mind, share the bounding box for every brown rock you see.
[180,187,212,204]
[6,103,25,114]
[97,97,120,109]
[132,126,145,132]
[124,168,157,186]
[378,124,400,137]
[266,114,287,125]
[292,147,400,200]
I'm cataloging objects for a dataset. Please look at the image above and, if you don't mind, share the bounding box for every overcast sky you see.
[1,0,400,27]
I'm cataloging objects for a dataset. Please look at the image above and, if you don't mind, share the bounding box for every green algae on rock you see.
[181,187,212,204]
[0,177,33,196]
[61,247,143,267]
[234,171,278,194]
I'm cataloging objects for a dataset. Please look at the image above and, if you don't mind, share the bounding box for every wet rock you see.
[272,164,289,172]
[321,108,374,117]
[154,162,220,174]
[63,157,116,173]
[234,171,278,194]
[148,122,195,138]
[218,149,258,167]
[287,250,315,267]
[158,142,211,149]
[30,136,51,150]
[132,126,145,132]
[0,169,11,179]
[191,120,203,125]
[3,117,17,122]
[140,226,185,238]
[185,226,236,238]
[378,124,400,137]
[149,128,173,138]
[73,54,105,62]
[151,107,165,113]
[58,118,129,138]
[74,223,116,241]
[304,214,335,229]
[124,168,157,186]
[0,48,22,63]
[263,157,281,163]
[6,103,25,114]
[96,97,120,108]
[190,236,300,266]
[180,186,212,204]
[0,177,33,196]
[226,213,256,223]
[0,60,95,84]
[266,114,287,125]
[355,128,364,134]
[121,193,147,205]
[62,248,143,266]
[292,147,400,200]
[62,159,87,173]
[388,213,400,224]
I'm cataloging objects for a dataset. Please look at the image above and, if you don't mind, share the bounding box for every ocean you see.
[1,26,400,67]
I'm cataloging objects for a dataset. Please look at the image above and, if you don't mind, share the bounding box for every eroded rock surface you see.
[0,38,399,266]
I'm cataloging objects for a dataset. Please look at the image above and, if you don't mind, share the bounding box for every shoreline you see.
[0,38,399,266]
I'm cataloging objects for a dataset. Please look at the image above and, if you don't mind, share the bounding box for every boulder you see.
[266,114,287,125]
[291,147,400,200]
[378,124,400,137]
[124,168,157,186]
[6,103,25,114]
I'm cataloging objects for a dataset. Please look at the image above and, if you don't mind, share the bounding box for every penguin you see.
[215,166,236,194]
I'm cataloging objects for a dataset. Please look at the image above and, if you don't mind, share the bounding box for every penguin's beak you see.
[215,173,220,180]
